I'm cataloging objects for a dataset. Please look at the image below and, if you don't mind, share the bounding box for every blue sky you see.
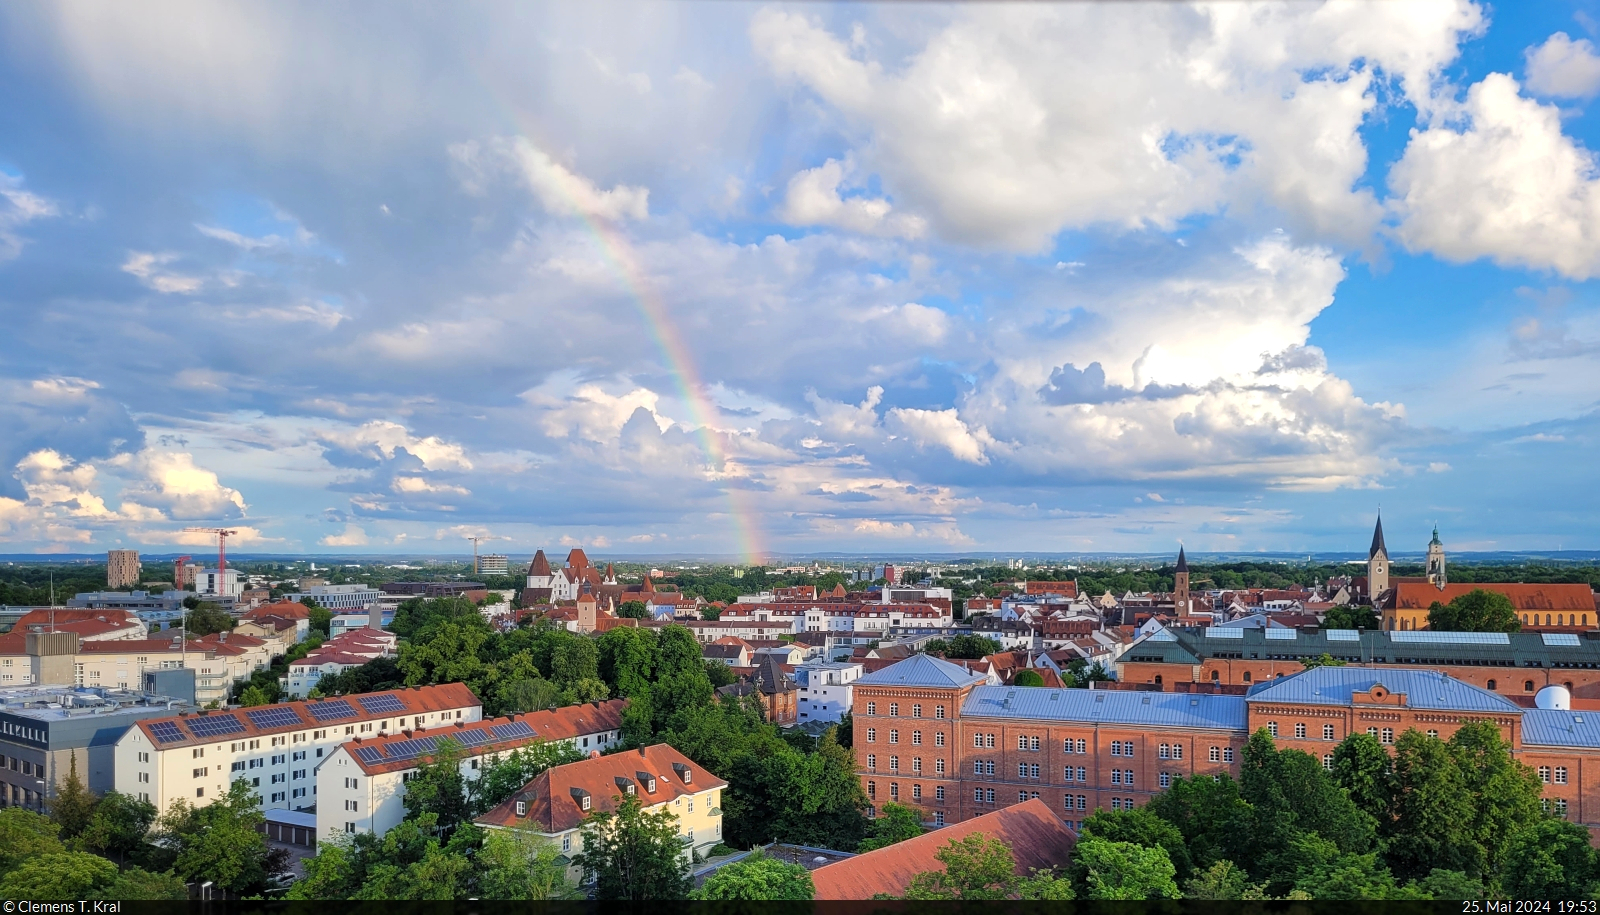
[2,0,1600,558]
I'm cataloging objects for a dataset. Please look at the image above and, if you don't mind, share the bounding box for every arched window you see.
[1210,670,1220,682]
[1487,680,1497,691]
[1547,615,1553,626]
[1242,672,1252,683]
[1154,675,1163,686]
[1525,681,1535,692]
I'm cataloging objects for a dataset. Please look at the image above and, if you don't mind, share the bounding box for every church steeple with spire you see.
[1426,525,1447,591]
[1367,515,1390,602]
[1174,546,1192,617]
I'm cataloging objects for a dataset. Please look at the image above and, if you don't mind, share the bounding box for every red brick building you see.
[853,653,1600,831]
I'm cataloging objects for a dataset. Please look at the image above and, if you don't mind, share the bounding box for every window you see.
[271,755,286,765]
[192,748,205,759]
[889,783,899,800]
[1223,748,1234,763]
[197,788,205,798]
[985,761,995,775]
[934,732,945,747]
[270,792,286,803]
[1111,797,1124,810]
[292,788,306,799]
[1018,763,1027,778]
[1295,723,1307,739]
[1323,724,1335,740]
[231,761,245,773]
[973,734,984,748]
[935,812,945,826]
[913,758,922,774]
[1539,766,1552,784]
[1267,722,1278,738]
[985,734,995,748]
[515,801,527,816]
[1030,764,1040,778]
[345,800,359,811]
[935,758,945,775]
[1018,735,1028,751]
[867,702,876,716]
[974,788,984,803]
[888,704,899,716]
[912,704,922,718]
[1172,744,1182,760]
[867,728,876,743]
[1111,770,1122,785]
[293,770,306,780]
[1110,741,1122,757]
[1159,744,1170,759]
[889,730,899,744]
[1124,769,1134,787]
[868,781,877,799]
[271,774,285,784]
[1030,736,1041,751]
[986,788,995,803]
[1556,767,1568,785]
[1486,680,1497,691]
[973,760,983,775]
[912,784,922,800]
[1381,728,1394,744]
[1556,798,1569,818]
[582,796,591,811]
[1525,680,1536,692]
[1209,746,1220,762]
[1427,730,1439,739]
[889,756,899,772]
[912,731,923,746]
[192,768,208,778]
[1323,754,1334,771]
[562,835,572,852]
[1367,727,1378,738]
[345,822,356,834]
[936,706,946,719]
[1160,772,1172,788]
[867,754,877,770]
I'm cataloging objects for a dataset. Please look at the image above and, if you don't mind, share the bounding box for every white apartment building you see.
[195,569,244,599]
[280,631,397,699]
[718,603,951,634]
[113,683,482,813]
[793,662,864,725]
[316,699,626,839]
[0,632,269,706]
[285,584,385,611]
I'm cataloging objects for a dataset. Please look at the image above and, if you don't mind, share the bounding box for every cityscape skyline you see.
[4,2,1600,556]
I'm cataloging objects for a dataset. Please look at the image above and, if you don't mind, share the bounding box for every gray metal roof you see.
[1523,709,1600,748]
[1244,667,1522,713]
[961,685,1246,731]
[857,654,987,688]
[1120,626,1600,670]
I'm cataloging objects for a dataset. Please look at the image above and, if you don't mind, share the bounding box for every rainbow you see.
[531,143,766,564]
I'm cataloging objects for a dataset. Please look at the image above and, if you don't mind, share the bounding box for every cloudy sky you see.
[3,1,1600,559]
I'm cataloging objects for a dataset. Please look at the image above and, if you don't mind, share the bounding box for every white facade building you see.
[195,569,243,599]
[286,584,384,611]
[113,683,482,814]
[794,662,863,724]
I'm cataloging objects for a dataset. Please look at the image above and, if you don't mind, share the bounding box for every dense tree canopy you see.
[574,794,692,901]
[1427,589,1522,633]
[694,850,815,900]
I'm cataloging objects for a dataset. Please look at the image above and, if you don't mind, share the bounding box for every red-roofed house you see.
[809,798,1076,898]
[1381,581,1599,633]
[11,609,146,642]
[473,743,725,882]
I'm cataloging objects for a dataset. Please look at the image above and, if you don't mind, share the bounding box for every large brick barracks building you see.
[854,654,1600,831]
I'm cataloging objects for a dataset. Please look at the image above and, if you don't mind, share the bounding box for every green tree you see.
[238,685,271,707]
[1415,869,1485,900]
[77,791,159,864]
[573,793,691,900]
[48,751,96,839]
[1076,837,1181,900]
[1294,852,1429,899]
[704,660,737,688]
[616,600,650,620]
[1080,805,1193,881]
[183,603,234,637]
[87,867,190,900]
[1428,589,1521,633]
[304,599,333,637]
[939,635,1002,659]
[1448,720,1545,878]
[495,677,561,715]
[694,849,815,900]
[468,742,585,817]
[0,851,117,900]
[857,802,924,852]
[473,828,578,900]
[154,780,289,894]
[902,833,1018,900]
[1330,731,1394,825]
[1239,729,1375,864]
[1298,653,1347,669]
[1321,605,1378,630]
[1146,773,1253,871]
[0,807,66,876]
[1183,860,1269,899]
[1386,729,1481,878]
[1012,669,1045,687]
[597,626,656,698]
[403,739,470,833]
[1501,818,1598,900]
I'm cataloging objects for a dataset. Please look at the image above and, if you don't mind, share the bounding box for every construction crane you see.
[183,528,238,596]
[465,535,485,575]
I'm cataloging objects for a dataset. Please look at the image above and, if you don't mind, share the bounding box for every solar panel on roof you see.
[1204,627,1244,639]
[355,746,385,765]
[307,700,356,721]
[491,721,535,741]
[1389,630,1510,645]
[1325,629,1360,641]
[245,707,304,730]
[1264,629,1298,640]
[186,714,246,738]
[148,721,186,744]
[453,729,494,748]
[357,694,406,715]
[1543,633,1582,647]
[1145,630,1176,642]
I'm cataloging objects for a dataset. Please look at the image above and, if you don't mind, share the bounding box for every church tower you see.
[1174,547,1192,617]
[1367,515,1390,602]
[1426,526,1447,591]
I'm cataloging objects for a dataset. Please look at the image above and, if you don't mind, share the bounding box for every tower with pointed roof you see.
[1367,515,1390,602]
[1426,525,1447,591]
[1174,547,1192,617]
[526,549,553,590]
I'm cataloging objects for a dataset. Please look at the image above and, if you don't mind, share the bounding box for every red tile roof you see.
[133,682,481,750]
[347,699,627,775]
[810,799,1076,899]
[243,600,310,621]
[1390,582,1597,612]
[474,742,724,833]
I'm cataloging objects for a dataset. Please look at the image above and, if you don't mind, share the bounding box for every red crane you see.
[183,528,238,595]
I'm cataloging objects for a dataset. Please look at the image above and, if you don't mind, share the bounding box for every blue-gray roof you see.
[1522,709,1600,748]
[1245,667,1522,714]
[857,654,986,688]
[961,686,1246,731]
